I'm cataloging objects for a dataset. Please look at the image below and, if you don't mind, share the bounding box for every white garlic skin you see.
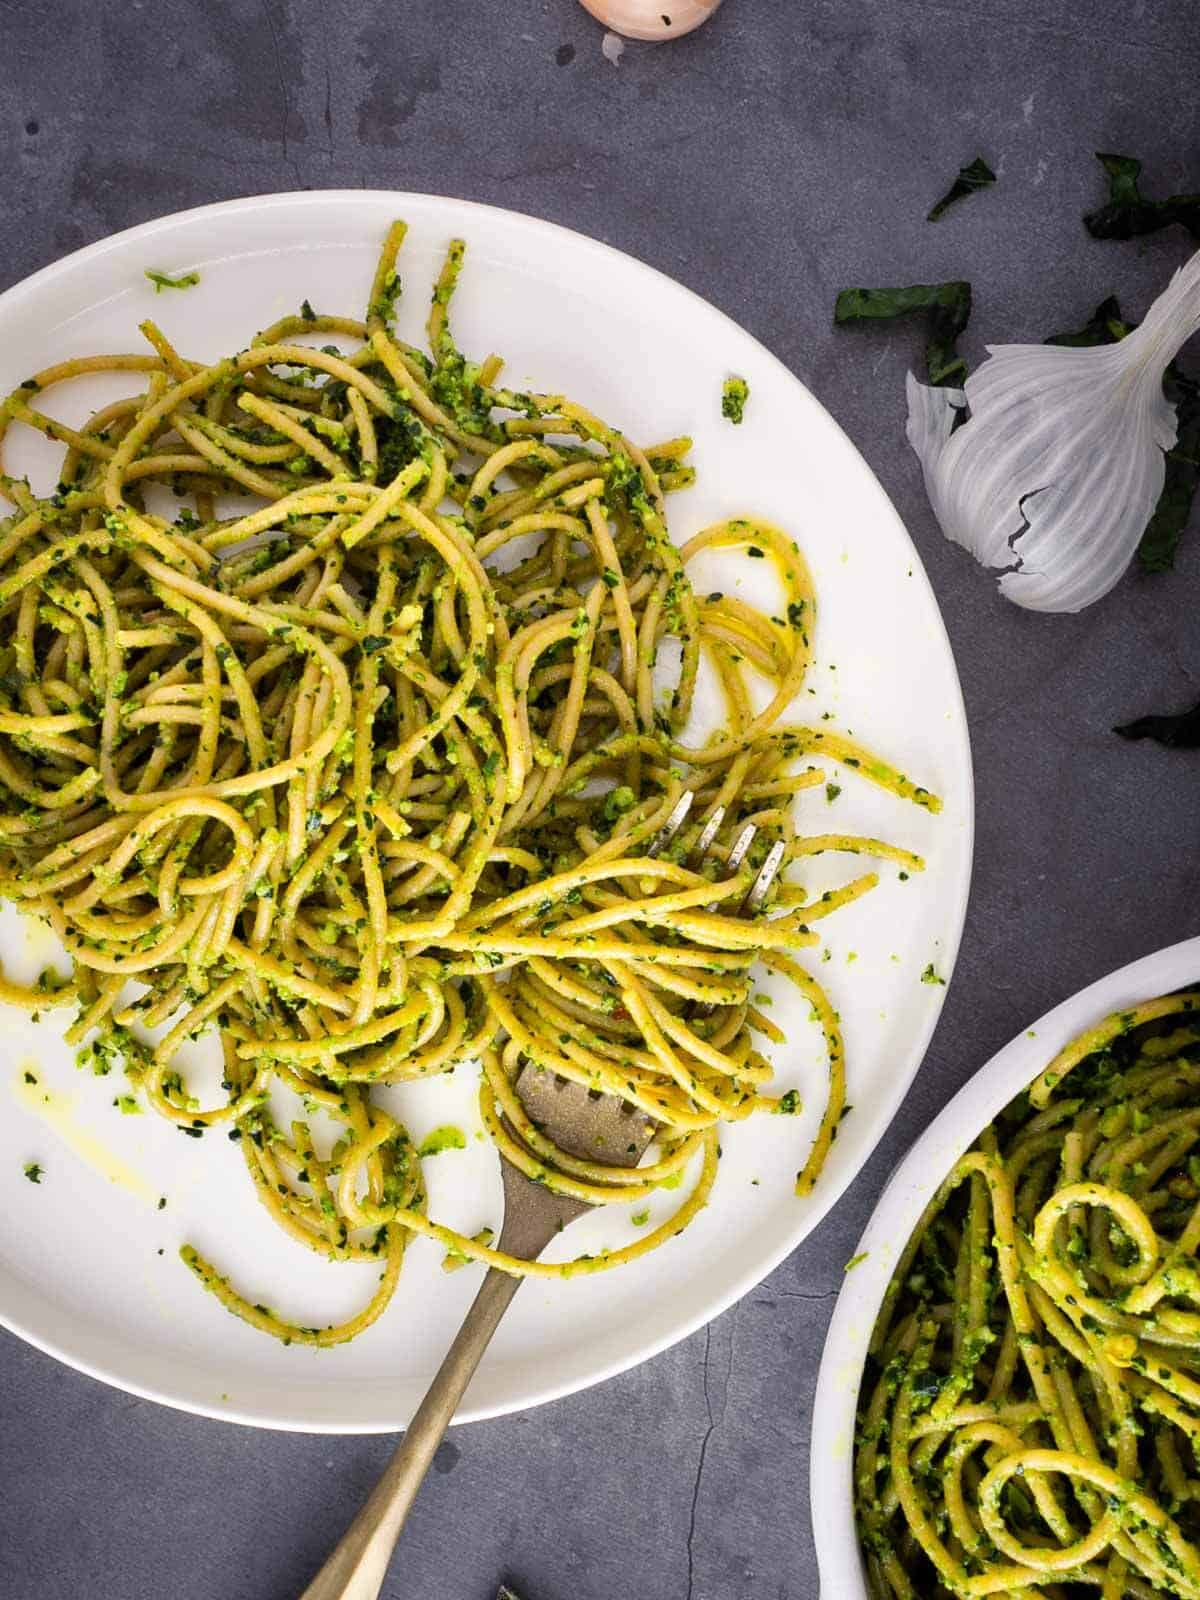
[578,0,723,42]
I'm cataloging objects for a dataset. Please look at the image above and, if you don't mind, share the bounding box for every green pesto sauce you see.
[721,375,749,424]
[418,1124,467,1157]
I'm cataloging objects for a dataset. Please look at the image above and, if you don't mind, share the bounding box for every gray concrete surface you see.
[1,3,1198,1596]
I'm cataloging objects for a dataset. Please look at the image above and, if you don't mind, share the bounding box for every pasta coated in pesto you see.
[0,224,935,1345]
[855,991,1200,1599]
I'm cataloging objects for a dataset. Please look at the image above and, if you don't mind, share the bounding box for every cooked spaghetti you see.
[0,223,937,1345]
[855,991,1200,1599]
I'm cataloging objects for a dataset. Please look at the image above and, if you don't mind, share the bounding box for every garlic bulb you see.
[578,0,722,42]
[907,248,1200,612]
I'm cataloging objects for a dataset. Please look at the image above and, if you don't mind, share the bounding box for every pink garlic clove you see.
[577,0,723,42]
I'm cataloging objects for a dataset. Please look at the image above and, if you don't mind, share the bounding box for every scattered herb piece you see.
[825,782,841,803]
[1045,294,1132,349]
[778,1089,801,1115]
[145,268,200,293]
[920,963,946,986]
[722,375,749,424]
[845,1251,868,1271]
[834,282,972,386]
[113,1094,141,1114]
[419,1124,467,1157]
[23,1161,42,1184]
[630,1209,650,1227]
[1114,697,1200,749]
[1143,370,1200,573]
[1084,153,1200,243]
[300,298,317,321]
[927,156,996,222]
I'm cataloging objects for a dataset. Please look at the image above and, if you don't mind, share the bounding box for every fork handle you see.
[298,1266,522,1600]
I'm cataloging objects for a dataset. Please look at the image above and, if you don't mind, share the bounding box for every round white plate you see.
[0,191,972,1431]
[811,935,1200,1599]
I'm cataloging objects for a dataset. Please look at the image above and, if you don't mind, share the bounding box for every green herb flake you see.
[927,156,996,222]
[833,281,972,387]
[1114,697,1200,750]
[23,1161,43,1184]
[1084,152,1200,243]
[845,1251,868,1271]
[920,963,946,986]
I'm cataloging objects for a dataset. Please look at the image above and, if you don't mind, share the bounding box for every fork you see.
[297,1065,657,1600]
[646,791,786,1016]
[297,800,784,1600]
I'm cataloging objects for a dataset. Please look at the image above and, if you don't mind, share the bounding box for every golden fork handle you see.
[298,1266,522,1600]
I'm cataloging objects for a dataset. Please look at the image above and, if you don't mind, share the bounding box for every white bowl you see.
[810,933,1200,1599]
[0,189,971,1431]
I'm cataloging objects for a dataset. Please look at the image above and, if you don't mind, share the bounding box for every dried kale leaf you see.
[1084,152,1200,242]
[927,156,996,222]
[833,281,972,386]
[1141,369,1200,573]
[1114,699,1200,749]
[1044,295,1132,348]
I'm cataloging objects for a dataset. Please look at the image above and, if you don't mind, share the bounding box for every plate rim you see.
[0,188,974,1432]
[810,933,1200,1597]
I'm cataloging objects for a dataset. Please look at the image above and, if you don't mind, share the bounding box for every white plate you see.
[811,934,1200,1599]
[0,191,972,1432]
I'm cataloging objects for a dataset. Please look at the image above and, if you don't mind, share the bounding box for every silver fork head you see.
[644,789,693,859]
[742,837,787,914]
[689,803,727,865]
[495,1067,659,1258]
[725,821,757,875]
[644,787,785,908]
[514,1065,657,1165]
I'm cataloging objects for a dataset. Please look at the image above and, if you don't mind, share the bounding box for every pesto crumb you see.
[23,1161,43,1184]
[418,1124,466,1157]
[920,963,946,986]
[630,1208,650,1227]
[721,375,749,424]
[844,1251,868,1271]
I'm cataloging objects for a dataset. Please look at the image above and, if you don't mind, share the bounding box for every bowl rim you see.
[810,932,1200,1598]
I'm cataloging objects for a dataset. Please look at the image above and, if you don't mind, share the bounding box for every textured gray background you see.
[1,3,1198,1597]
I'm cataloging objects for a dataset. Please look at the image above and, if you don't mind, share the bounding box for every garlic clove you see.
[578,0,722,42]
[907,248,1200,613]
